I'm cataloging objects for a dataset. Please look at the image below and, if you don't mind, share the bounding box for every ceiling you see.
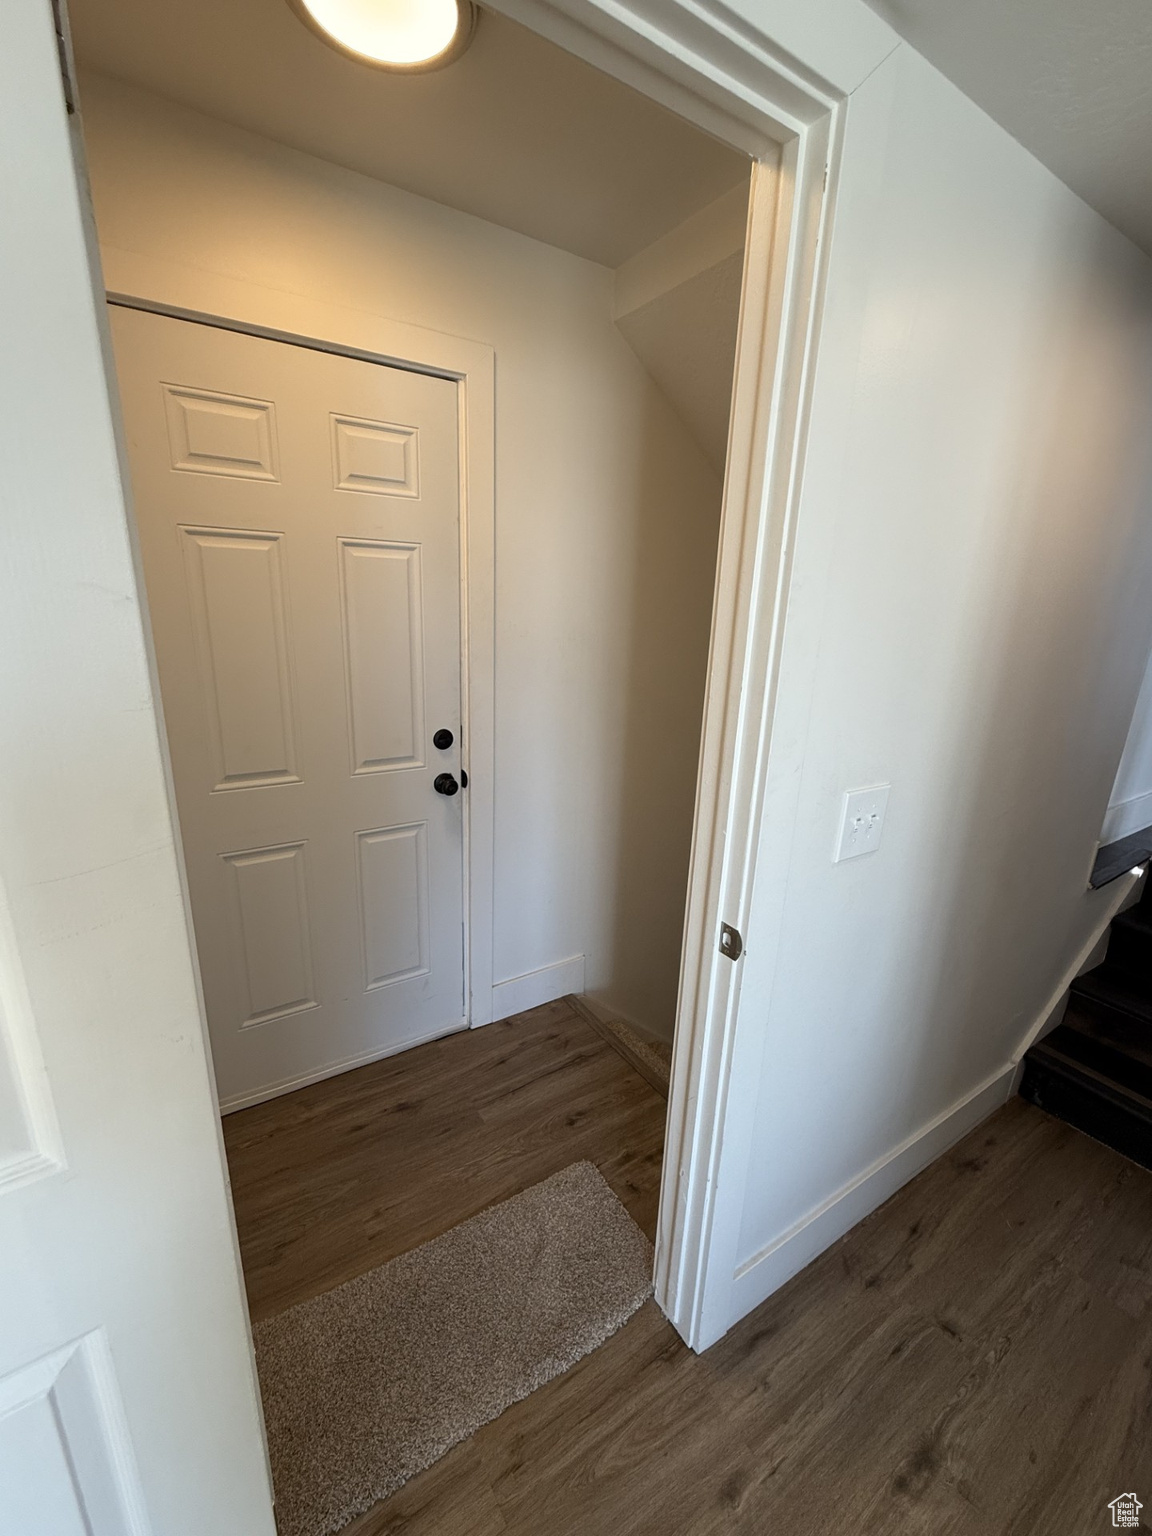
[864,0,1152,256]
[68,0,750,268]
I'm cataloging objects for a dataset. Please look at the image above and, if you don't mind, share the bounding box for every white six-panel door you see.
[109,307,467,1109]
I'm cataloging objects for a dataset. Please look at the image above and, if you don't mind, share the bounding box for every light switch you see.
[834,784,890,862]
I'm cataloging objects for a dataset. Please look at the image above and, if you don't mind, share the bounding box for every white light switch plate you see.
[835,784,890,862]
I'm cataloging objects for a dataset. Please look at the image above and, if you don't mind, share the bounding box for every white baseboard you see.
[724,1063,1015,1330]
[489,955,585,1023]
[218,1016,468,1113]
[720,870,1142,1333]
[1101,790,1152,845]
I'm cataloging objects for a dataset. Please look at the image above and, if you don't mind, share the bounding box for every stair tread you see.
[1019,879,1152,1167]
[1019,1053,1152,1171]
[1070,968,1152,1019]
[1027,1031,1152,1113]
[1036,1015,1152,1101]
[1112,906,1152,937]
[1090,828,1152,889]
[1061,1002,1152,1064]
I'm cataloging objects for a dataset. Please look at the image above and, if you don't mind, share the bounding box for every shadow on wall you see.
[597,388,723,1042]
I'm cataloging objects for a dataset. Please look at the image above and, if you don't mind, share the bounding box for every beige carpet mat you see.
[254,1161,654,1536]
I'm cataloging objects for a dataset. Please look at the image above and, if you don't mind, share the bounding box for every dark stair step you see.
[1052,1004,1152,1098]
[1090,826,1152,888]
[1108,896,1152,930]
[1020,1025,1152,1171]
[1102,906,1152,984]
[1069,966,1152,1029]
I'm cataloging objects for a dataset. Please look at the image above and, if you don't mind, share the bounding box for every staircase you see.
[1019,877,1152,1170]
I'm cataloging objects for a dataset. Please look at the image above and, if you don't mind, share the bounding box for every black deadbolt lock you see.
[434,772,460,797]
[433,728,454,750]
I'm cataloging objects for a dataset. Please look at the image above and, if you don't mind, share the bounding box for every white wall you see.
[722,34,1152,1322]
[1103,644,1152,842]
[76,73,723,1040]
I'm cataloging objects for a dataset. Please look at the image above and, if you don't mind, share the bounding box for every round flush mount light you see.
[291,0,478,72]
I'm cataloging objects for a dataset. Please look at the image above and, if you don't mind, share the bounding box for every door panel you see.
[222,841,317,1027]
[331,413,419,495]
[0,884,63,1193]
[0,1336,149,1536]
[163,384,278,480]
[358,822,430,988]
[339,538,426,774]
[109,307,467,1109]
[181,526,300,790]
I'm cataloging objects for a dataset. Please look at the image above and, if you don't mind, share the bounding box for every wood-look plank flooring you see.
[223,996,666,1324]
[224,998,1152,1535]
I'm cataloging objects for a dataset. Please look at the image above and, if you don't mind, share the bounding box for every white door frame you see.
[103,265,500,1056]
[86,0,892,1350]
[483,0,888,1350]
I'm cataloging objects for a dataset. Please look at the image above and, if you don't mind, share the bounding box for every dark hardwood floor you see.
[224,998,1152,1535]
[222,996,666,1324]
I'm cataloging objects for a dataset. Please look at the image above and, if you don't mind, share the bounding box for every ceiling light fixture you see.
[290,0,478,72]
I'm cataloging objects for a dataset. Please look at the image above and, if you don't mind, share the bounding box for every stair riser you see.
[1044,1027,1152,1100]
[1068,980,1152,1031]
[1102,925,1152,983]
[1019,1059,1152,1171]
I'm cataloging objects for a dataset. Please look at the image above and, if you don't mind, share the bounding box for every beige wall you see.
[77,72,723,1039]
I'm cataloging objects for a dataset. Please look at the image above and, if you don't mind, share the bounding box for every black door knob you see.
[434,772,459,797]
[433,728,454,750]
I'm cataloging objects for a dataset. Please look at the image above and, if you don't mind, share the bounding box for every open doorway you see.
[65,0,765,1520]
[74,1,754,1102]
